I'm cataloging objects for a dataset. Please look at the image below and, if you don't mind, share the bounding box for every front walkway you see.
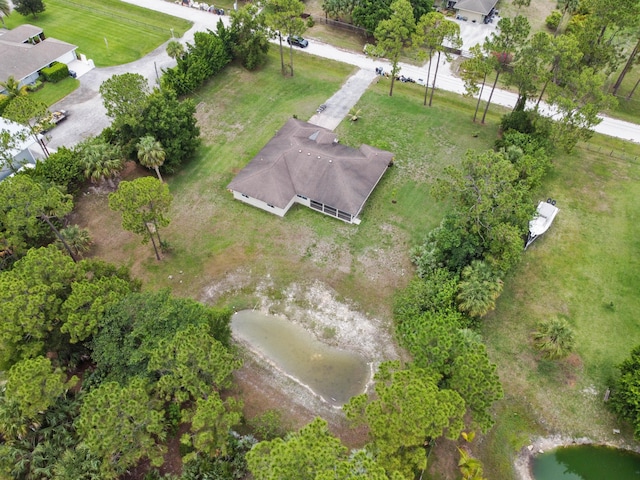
[308,69,377,131]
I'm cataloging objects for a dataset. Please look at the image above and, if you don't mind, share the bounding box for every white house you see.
[0,117,38,182]
[227,118,394,224]
[0,24,77,92]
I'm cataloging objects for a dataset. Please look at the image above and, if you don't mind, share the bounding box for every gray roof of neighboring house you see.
[454,0,498,15]
[227,118,393,217]
[0,25,77,84]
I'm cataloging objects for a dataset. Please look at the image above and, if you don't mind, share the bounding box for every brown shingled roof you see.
[227,118,393,217]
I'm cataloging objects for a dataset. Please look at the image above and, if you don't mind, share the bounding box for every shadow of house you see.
[227,118,393,225]
[0,24,77,92]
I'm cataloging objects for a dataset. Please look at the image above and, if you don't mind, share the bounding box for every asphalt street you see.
[48,0,640,148]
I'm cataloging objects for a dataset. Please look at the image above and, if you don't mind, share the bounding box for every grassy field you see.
[479,134,640,478]
[4,0,192,66]
[71,42,640,479]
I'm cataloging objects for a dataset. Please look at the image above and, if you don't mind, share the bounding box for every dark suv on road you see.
[287,35,309,48]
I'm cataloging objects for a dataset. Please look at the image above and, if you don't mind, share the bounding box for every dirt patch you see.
[201,278,401,447]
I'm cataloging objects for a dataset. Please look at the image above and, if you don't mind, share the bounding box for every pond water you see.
[231,310,370,406]
[533,445,640,479]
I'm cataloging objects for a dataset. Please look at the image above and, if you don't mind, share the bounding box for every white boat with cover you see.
[525,199,559,249]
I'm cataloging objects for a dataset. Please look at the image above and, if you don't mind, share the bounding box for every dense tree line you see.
[0,245,246,479]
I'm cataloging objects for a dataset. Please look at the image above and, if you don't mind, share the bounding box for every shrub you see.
[248,409,290,441]
[610,345,640,439]
[40,62,69,83]
[31,147,84,194]
[0,95,11,115]
[532,318,575,359]
[545,10,562,30]
[307,16,315,28]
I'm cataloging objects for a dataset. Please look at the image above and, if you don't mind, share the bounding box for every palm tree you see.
[457,260,504,318]
[533,317,575,359]
[0,76,28,99]
[166,40,185,60]
[56,225,92,258]
[347,108,362,122]
[0,0,10,27]
[136,135,165,182]
[79,138,125,187]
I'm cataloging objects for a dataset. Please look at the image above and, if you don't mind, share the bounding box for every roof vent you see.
[299,149,302,153]
[307,152,311,156]
[329,159,332,163]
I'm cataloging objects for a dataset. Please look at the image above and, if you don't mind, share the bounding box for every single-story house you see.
[0,116,38,182]
[0,24,77,92]
[227,118,394,224]
[448,0,498,23]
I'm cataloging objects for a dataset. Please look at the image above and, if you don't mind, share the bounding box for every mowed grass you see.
[75,48,502,316]
[29,77,80,106]
[479,135,640,478]
[4,0,192,66]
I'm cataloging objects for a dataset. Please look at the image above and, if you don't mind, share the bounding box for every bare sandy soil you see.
[201,276,402,446]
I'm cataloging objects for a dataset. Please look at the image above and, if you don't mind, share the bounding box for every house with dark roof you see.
[227,118,393,224]
[0,25,77,92]
[448,0,498,22]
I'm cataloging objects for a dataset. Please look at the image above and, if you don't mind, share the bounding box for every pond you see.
[231,310,370,406]
[533,445,640,479]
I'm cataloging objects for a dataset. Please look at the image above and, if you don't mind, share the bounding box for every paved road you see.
[49,0,640,148]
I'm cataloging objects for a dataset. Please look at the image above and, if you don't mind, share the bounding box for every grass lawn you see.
[29,77,80,106]
[4,0,192,67]
[72,44,640,479]
[74,48,503,317]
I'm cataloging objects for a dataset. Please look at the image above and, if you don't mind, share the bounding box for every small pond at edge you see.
[533,445,640,479]
[231,310,369,406]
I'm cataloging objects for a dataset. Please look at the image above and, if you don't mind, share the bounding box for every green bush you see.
[31,147,84,194]
[545,10,562,30]
[0,95,11,115]
[307,16,315,28]
[27,79,44,92]
[40,62,70,83]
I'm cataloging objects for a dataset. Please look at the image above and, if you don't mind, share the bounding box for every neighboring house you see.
[0,24,77,92]
[0,116,38,182]
[448,0,498,23]
[227,118,394,225]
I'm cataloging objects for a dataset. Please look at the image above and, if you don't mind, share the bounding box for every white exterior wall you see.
[458,9,484,22]
[231,191,290,217]
[55,50,77,65]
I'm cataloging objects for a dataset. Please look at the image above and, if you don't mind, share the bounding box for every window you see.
[324,205,337,216]
[338,210,352,222]
[310,200,322,211]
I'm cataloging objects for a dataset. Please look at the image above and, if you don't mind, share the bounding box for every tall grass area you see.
[4,0,192,66]
[479,134,640,478]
